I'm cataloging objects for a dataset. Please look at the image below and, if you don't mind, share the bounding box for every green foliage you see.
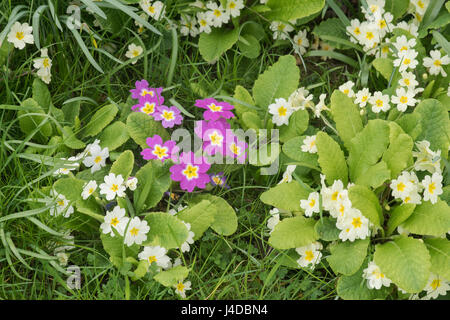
[98,121,130,151]
[279,109,309,142]
[327,239,369,275]
[386,204,416,236]
[314,217,340,241]
[424,238,450,280]
[374,236,431,293]
[177,200,215,240]
[316,131,348,185]
[83,104,118,137]
[53,177,85,202]
[260,181,310,212]
[401,200,450,237]
[126,112,170,149]
[269,216,318,249]
[143,212,189,249]
[265,0,325,22]
[348,185,383,227]
[18,98,53,142]
[198,28,239,62]
[110,150,134,179]
[282,136,319,170]
[153,266,189,287]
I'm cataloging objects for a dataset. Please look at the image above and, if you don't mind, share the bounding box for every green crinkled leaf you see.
[396,113,422,140]
[32,78,52,112]
[313,18,349,49]
[98,121,130,151]
[53,177,86,202]
[401,200,450,237]
[134,160,172,213]
[337,265,392,300]
[279,109,309,142]
[126,112,170,149]
[385,0,409,20]
[374,236,431,293]
[265,0,325,21]
[62,126,85,150]
[330,90,363,150]
[198,27,239,62]
[110,150,134,179]
[238,34,261,59]
[328,239,370,276]
[192,194,237,236]
[348,185,382,228]
[347,119,390,184]
[153,266,189,287]
[177,200,215,240]
[131,260,149,281]
[386,204,416,236]
[424,238,450,280]
[314,217,340,241]
[233,85,257,119]
[242,112,262,130]
[269,216,318,250]
[75,198,104,222]
[316,131,348,185]
[62,100,81,126]
[382,122,413,178]
[18,98,53,142]
[413,99,450,159]
[260,180,310,212]
[100,232,140,268]
[143,212,189,249]
[372,58,394,81]
[252,55,300,109]
[282,136,319,170]
[354,160,391,189]
[83,104,118,137]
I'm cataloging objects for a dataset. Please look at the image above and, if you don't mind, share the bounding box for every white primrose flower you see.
[293,30,309,55]
[334,192,353,220]
[81,180,97,200]
[82,144,109,173]
[320,177,346,216]
[393,49,419,72]
[346,19,363,44]
[56,251,70,266]
[135,12,148,33]
[196,12,213,34]
[399,71,419,89]
[412,140,441,174]
[301,135,317,154]
[267,208,280,234]
[336,208,370,242]
[49,190,74,218]
[7,22,34,49]
[125,43,143,64]
[374,12,393,38]
[138,245,171,268]
[180,221,195,253]
[362,0,385,19]
[363,261,392,290]
[33,48,52,84]
[288,87,313,111]
[270,21,294,40]
[339,81,355,98]
[141,0,165,21]
[399,171,422,205]
[268,98,293,126]
[421,172,443,204]
[360,22,379,50]
[390,171,415,200]
[412,0,430,15]
[54,156,80,176]
[99,173,126,201]
[319,41,335,60]
[300,192,320,217]
[124,217,150,246]
[180,15,199,37]
[206,1,230,27]
[391,87,417,112]
[392,35,416,57]
[369,91,390,113]
[395,21,419,38]
[355,88,371,108]
[175,280,192,298]
[423,273,450,300]
[226,0,244,18]
[126,177,138,191]
[100,206,128,237]
[278,165,297,184]
[314,93,328,118]
[295,242,323,269]
[423,50,450,77]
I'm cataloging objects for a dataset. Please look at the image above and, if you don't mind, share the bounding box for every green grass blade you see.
[32,5,48,50]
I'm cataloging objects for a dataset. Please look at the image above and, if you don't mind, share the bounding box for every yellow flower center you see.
[89,188,94,194]
[213,9,221,17]
[132,50,140,57]
[149,6,155,13]
[142,102,155,115]
[431,279,441,290]
[16,32,24,40]
[397,182,405,192]
[418,1,425,9]
[229,2,236,9]
[297,38,303,45]
[376,99,383,107]
[400,96,408,104]
[400,46,408,51]
[331,191,339,201]
[200,19,207,27]
[404,78,410,85]
[404,196,411,203]
[153,145,168,159]
[304,250,315,262]
[141,89,154,97]
[111,184,119,192]
[352,217,362,228]
[415,13,422,22]
[57,200,65,206]
[230,143,240,155]
[129,227,139,236]
[428,182,436,194]
[212,176,223,185]
[309,199,316,208]
[110,217,119,227]
[208,103,222,112]
[278,106,287,116]
[94,156,102,164]
[183,164,199,179]
[43,58,50,68]
[403,58,411,65]
[366,32,374,40]
[343,89,349,94]
[277,24,285,31]
[148,255,157,263]
[382,46,389,54]
[354,27,361,35]
[176,282,185,291]
[434,60,442,67]
[162,111,174,120]
[210,132,222,146]
[378,20,387,29]
[362,95,368,102]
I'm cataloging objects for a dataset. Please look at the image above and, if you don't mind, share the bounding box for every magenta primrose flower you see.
[194,98,235,121]
[194,120,228,156]
[225,133,248,164]
[154,105,183,128]
[130,80,164,104]
[131,97,162,116]
[170,151,211,192]
[141,135,178,162]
